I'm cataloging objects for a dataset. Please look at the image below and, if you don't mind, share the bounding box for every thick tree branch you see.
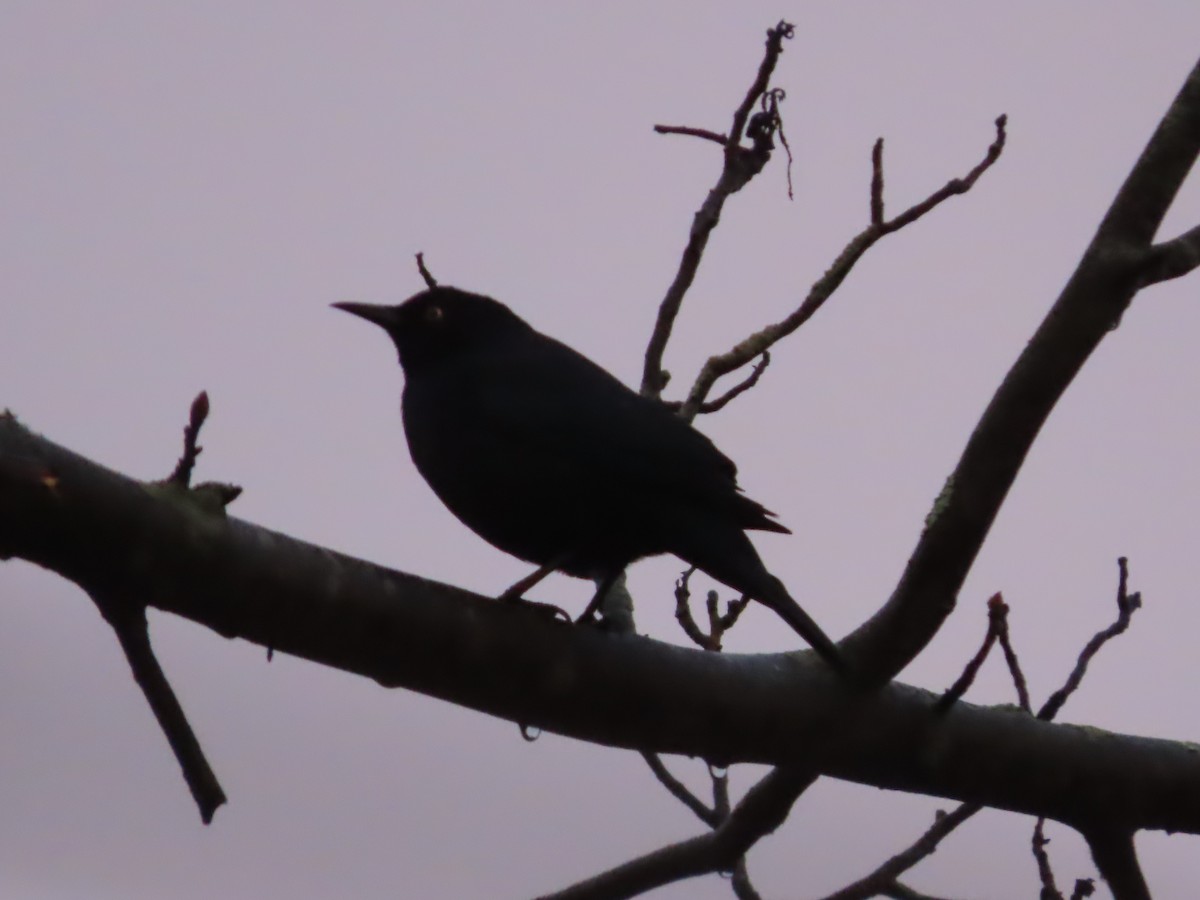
[844,58,1200,684]
[4,416,1200,836]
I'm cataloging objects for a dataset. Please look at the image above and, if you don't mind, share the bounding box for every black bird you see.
[335,286,844,671]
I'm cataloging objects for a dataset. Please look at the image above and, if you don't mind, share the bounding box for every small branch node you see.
[168,391,210,487]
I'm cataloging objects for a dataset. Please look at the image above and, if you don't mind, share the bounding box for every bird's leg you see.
[577,571,620,624]
[497,559,573,623]
[498,559,565,602]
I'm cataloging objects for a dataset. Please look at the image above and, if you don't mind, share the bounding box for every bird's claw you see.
[500,594,572,623]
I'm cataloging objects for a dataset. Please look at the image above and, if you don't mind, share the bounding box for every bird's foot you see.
[499,592,572,623]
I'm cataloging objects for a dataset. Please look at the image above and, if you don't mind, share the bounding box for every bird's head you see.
[334,287,530,377]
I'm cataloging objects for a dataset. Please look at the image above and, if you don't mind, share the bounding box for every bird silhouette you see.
[335,286,844,672]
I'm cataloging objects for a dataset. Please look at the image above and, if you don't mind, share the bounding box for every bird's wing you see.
[457,335,788,532]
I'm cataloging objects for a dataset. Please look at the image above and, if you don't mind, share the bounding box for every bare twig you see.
[677,116,1007,420]
[641,21,795,398]
[90,590,226,823]
[641,753,719,827]
[935,592,1005,713]
[415,251,438,288]
[1038,558,1141,722]
[641,747,763,896]
[870,139,885,225]
[996,605,1032,713]
[652,124,728,145]
[876,116,1007,236]
[1032,818,1064,900]
[816,803,981,900]
[167,391,209,486]
[662,352,770,417]
[537,765,815,900]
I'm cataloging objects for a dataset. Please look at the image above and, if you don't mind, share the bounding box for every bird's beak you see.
[332,302,398,329]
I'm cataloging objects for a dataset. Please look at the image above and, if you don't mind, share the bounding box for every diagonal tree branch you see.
[90,589,226,823]
[537,766,814,899]
[844,57,1200,685]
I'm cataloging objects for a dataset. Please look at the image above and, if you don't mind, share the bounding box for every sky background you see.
[3,3,1200,898]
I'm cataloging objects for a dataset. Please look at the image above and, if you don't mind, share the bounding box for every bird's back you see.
[401,323,787,575]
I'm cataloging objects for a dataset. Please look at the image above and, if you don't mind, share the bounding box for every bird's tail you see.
[755,575,848,676]
[675,526,848,675]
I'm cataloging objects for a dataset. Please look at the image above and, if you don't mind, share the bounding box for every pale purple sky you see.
[3,4,1200,898]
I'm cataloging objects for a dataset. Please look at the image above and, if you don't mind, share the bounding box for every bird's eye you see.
[424,304,445,325]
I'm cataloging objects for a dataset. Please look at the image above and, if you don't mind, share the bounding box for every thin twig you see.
[90,590,226,823]
[652,124,728,145]
[816,803,981,900]
[1038,558,1141,721]
[661,352,770,416]
[640,753,718,827]
[677,115,1007,420]
[935,592,1004,713]
[870,139,885,225]
[996,604,1032,713]
[1032,818,1064,900]
[537,766,815,900]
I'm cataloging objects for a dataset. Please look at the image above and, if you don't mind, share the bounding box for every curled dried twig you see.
[642,21,796,399]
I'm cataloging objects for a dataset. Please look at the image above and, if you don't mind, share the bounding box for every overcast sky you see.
[4,4,1200,898]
